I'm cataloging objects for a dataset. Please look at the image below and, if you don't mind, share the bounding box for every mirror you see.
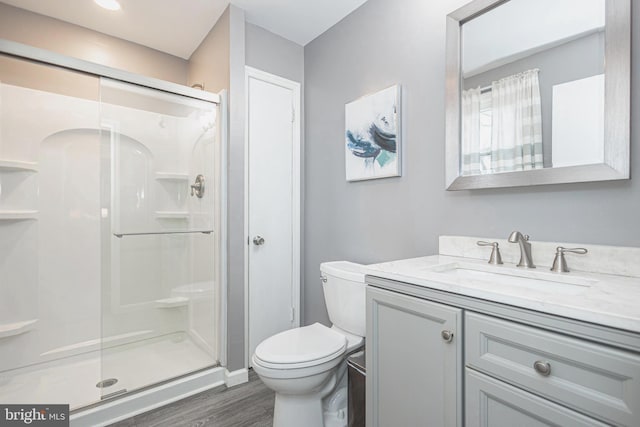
[445,0,630,190]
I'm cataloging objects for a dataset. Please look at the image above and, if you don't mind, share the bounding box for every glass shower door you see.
[0,55,103,409]
[98,79,219,399]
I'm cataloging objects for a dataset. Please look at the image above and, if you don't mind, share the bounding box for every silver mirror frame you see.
[445,0,630,190]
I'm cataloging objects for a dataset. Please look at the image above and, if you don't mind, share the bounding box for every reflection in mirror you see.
[459,0,605,177]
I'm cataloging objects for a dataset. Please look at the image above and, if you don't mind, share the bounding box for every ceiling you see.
[234,0,368,46]
[0,0,369,59]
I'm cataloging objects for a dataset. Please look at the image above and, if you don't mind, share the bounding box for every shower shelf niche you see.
[0,160,38,172]
[155,211,190,219]
[155,172,189,181]
[0,210,38,221]
[154,297,189,309]
[0,319,38,339]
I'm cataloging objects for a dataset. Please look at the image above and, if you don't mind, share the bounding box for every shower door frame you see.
[0,40,220,104]
[0,38,229,420]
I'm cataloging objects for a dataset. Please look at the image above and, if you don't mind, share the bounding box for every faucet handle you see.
[560,247,588,255]
[477,241,503,265]
[550,246,588,273]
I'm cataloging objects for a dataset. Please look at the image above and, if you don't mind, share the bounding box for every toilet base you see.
[322,383,348,426]
[271,361,350,427]
[273,368,336,427]
[274,393,325,427]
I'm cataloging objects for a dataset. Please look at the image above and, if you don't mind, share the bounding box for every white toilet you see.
[252,261,365,427]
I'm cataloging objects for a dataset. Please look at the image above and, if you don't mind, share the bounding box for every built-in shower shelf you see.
[155,297,189,309]
[0,160,38,172]
[0,319,38,339]
[155,211,189,219]
[0,210,38,220]
[155,172,189,181]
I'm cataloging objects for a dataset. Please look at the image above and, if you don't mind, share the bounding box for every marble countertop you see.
[363,255,640,334]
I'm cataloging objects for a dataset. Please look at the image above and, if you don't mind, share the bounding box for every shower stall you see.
[0,47,225,414]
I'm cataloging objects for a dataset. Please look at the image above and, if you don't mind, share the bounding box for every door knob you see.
[253,236,265,246]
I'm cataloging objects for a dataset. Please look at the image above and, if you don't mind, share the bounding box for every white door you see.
[246,67,301,366]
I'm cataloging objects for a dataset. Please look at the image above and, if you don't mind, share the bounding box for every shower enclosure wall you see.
[0,51,224,411]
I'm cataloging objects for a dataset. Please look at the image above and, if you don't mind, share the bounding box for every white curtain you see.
[461,87,483,175]
[461,87,493,175]
[490,69,543,172]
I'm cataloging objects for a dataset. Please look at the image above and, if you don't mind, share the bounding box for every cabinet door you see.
[466,369,608,427]
[366,287,462,427]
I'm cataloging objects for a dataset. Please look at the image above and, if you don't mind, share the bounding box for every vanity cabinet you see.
[465,369,609,427]
[466,312,640,426]
[365,280,640,427]
[366,287,462,427]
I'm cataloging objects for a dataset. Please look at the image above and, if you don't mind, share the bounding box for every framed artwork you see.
[345,84,401,181]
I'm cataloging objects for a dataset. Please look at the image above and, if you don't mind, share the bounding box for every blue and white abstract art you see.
[345,84,401,181]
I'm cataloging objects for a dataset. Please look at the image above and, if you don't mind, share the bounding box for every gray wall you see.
[188,7,230,92]
[246,23,304,83]
[464,32,605,167]
[226,5,247,371]
[303,0,639,326]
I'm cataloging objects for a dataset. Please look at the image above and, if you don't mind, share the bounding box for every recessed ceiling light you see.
[94,0,121,11]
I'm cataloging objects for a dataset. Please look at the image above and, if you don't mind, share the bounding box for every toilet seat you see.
[254,323,347,370]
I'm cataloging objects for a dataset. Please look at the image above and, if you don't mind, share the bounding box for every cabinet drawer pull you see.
[441,330,454,343]
[533,360,551,376]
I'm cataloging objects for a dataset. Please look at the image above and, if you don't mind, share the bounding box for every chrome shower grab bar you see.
[113,230,213,238]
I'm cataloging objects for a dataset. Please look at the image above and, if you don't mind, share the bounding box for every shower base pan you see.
[0,332,217,411]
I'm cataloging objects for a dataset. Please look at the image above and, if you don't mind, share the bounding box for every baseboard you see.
[224,368,249,388]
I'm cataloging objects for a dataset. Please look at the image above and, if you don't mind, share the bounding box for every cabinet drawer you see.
[465,312,640,426]
[466,368,608,427]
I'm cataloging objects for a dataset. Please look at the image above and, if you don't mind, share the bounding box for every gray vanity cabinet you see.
[365,287,462,427]
[366,278,640,427]
[465,312,640,426]
[465,369,609,427]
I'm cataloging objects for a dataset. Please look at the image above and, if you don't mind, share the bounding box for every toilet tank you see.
[320,261,366,337]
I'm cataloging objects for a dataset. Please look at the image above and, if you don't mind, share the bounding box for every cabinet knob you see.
[533,360,551,376]
[441,330,454,343]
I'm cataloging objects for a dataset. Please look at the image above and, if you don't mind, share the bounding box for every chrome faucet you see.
[508,231,535,268]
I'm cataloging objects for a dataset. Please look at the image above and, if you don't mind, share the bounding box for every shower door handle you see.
[253,236,265,246]
[190,174,205,198]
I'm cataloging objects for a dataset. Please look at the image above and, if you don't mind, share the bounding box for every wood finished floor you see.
[110,370,274,427]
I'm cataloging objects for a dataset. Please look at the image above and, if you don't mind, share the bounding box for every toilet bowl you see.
[252,261,366,427]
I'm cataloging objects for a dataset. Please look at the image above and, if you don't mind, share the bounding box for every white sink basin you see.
[426,262,595,295]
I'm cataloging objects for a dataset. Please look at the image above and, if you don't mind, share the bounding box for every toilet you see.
[251,261,366,427]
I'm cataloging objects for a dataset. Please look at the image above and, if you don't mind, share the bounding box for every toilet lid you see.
[254,323,347,366]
